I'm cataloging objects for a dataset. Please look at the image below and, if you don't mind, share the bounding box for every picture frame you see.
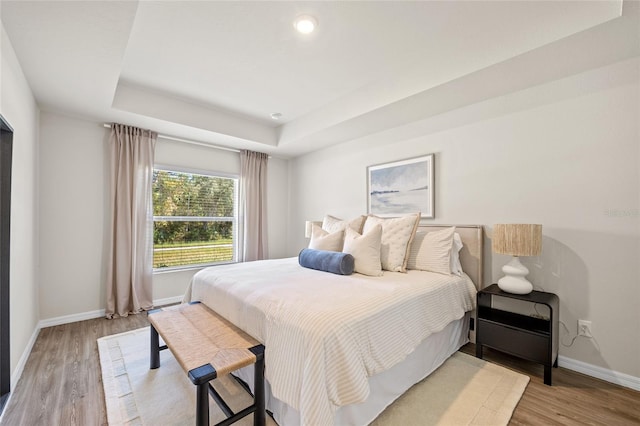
[367,154,434,219]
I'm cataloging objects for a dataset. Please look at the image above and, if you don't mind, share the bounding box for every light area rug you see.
[98,327,529,426]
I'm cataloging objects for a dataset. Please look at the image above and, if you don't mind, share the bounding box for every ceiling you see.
[1,1,638,157]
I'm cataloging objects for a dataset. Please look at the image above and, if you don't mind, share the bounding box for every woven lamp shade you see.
[492,224,542,257]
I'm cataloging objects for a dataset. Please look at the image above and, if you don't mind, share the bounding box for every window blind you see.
[152,169,237,269]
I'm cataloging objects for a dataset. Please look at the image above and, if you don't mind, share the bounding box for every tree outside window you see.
[152,169,237,269]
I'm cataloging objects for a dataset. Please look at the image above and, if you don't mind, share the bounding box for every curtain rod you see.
[102,123,240,153]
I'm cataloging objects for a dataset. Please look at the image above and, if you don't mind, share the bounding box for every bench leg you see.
[196,382,209,426]
[150,325,160,369]
[254,354,265,426]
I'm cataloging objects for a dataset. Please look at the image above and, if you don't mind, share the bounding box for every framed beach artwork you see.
[367,154,434,218]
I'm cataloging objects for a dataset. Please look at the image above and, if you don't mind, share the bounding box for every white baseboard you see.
[37,295,185,329]
[10,325,39,392]
[0,324,40,424]
[153,295,184,306]
[558,355,640,391]
[38,309,105,329]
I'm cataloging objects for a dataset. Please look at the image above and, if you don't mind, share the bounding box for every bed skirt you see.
[234,312,470,426]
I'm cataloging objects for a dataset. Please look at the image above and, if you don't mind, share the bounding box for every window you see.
[152,168,237,270]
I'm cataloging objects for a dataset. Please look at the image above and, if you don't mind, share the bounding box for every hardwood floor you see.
[1,314,638,425]
[1,314,148,426]
[460,344,640,425]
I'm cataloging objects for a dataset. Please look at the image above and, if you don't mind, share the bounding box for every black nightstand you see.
[476,284,559,385]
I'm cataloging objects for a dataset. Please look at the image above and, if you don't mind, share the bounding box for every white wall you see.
[38,114,290,319]
[288,58,640,379]
[0,25,40,381]
[38,112,108,320]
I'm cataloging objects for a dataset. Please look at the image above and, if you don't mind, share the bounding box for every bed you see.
[184,224,484,426]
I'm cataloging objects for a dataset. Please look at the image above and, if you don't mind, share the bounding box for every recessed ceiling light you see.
[270,112,283,120]
[294,15,317,34]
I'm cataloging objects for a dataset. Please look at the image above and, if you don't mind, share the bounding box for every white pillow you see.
[322,215,367,234]
[407,227,456,275]
[342,225,383,277]
[308,225,343,252]
[451,232,464,276]
[362,213,420,272]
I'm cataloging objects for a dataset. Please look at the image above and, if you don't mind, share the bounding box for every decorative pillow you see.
[362,213,420,272]
[407,227,456,275]
[308,225,343,252]
[451,232,464,276]
[322,215,367,234]
[342,225,383,277]
[298,248,355,275]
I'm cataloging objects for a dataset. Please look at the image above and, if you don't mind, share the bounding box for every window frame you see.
[152,164,239,272]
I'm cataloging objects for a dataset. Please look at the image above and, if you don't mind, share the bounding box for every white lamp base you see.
[497,256,533,294]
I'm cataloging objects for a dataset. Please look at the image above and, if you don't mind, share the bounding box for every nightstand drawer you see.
[478,320,549,364]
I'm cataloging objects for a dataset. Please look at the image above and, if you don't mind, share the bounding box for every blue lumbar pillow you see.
[298,248,355,275]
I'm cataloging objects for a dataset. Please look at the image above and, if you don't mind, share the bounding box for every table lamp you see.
[304,221,322,238]
[492,224,542,294]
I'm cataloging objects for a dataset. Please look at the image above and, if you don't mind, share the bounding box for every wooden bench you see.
[149,302,266,426]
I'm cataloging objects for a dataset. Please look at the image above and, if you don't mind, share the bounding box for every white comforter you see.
[186,258,476,426]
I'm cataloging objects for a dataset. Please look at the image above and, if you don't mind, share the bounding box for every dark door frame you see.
[0,114,13,413]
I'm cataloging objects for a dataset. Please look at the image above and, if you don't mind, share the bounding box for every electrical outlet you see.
[578,320,593,338]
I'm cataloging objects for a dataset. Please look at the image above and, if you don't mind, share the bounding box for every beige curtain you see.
[239,150,269,262]
[105,123,157,318]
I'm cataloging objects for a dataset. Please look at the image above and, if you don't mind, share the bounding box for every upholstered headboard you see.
[416,224,484,289]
